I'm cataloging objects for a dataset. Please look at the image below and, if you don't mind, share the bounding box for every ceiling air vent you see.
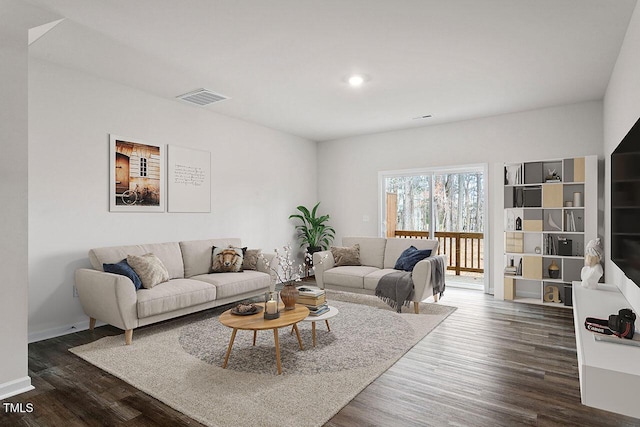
[176,89,229,106]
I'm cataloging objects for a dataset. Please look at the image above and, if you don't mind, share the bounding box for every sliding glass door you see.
[380,164,488,292]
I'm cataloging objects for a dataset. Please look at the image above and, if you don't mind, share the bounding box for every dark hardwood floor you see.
[2,287,638,426]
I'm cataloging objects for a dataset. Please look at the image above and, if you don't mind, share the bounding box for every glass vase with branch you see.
[259,244,306,310]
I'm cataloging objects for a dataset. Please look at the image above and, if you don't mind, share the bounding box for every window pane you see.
[140,157,147,177]
[384,175,431,236]
[433,172,484,232]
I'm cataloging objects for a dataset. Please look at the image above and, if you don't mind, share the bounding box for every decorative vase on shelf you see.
[280,282,298,310]
[548,260,560,279]
[573,192,583,207]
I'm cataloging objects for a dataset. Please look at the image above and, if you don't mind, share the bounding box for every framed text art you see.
[109,135,165,212]
[167,145,211,213]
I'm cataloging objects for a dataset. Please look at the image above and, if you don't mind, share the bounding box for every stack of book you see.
[504,265,518,276]
[296,286,329,316]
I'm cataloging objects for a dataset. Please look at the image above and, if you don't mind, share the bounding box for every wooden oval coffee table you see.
[219,303,310,374]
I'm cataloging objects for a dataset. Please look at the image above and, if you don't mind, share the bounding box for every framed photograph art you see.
[109,134,165,212]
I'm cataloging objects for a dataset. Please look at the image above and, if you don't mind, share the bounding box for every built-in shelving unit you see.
[503,156,597,307]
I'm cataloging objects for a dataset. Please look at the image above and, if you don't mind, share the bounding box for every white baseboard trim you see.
[0,376,34,400]
[28,318,106,343]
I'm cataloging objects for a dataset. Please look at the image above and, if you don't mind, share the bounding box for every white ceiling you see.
[26,0,637,142]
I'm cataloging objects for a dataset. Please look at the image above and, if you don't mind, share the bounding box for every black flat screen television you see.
[611,116,640,287]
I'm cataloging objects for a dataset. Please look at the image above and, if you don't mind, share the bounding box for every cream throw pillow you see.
[331,244,361,266]
[127,253,170,289]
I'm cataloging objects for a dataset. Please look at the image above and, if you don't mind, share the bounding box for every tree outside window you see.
[384,172,484,234]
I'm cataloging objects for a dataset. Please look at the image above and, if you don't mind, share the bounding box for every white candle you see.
[266,300,277,314]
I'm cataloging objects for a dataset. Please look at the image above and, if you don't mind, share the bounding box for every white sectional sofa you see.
[313,236,447,313]
[75,238,274,344]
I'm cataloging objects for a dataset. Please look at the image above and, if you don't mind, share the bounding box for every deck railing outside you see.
[394,230,484,275]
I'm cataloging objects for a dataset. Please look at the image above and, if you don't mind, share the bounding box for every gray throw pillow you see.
[127,253,170,289]
[242,249,262,270]
[331,244,361,266]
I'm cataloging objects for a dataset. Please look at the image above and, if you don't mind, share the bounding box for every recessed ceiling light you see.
[345,74,370,87]
[348,75,365,86]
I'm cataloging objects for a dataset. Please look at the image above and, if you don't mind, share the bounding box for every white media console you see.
[572,282,640,419]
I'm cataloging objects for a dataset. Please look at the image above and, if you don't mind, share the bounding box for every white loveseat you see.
[74,238,274,344]
[313,236,446,313]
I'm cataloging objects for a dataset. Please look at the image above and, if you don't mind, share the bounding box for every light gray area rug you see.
[70,290,455,427]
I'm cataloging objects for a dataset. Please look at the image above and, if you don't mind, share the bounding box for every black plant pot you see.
[306,246,322,267]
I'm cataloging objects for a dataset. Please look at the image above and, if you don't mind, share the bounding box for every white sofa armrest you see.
[312,250,334,289]
[74,268,139,330]
[412,254,448,302]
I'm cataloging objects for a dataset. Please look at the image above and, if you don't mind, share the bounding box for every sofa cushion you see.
[192,270,270,299]
[364,268,398,291]
[103,259,143,290]
[383,238,438,269]
[323,266,379,289]
[330,244,361,266]
[136,278,217,318]
[179,238,242,278]
[127,253,170,289]
[342,237,386,268]
[89,242,185,279]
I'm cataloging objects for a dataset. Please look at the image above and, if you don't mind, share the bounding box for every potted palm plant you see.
[284,202,335,305]
[289,202,335,255]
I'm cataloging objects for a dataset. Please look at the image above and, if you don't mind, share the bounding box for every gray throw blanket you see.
[375,271,415,313]
[430,256,446,297]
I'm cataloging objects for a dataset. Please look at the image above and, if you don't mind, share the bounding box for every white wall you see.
[0,0,60,400]
[317,101,604,298]
[28,59,317,341]
[604,2,640,313]
[0,0,31,401]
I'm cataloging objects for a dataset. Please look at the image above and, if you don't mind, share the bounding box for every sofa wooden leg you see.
[89,317,96,330]
[434,294,439,303]
[124,329,133,345]
[414,301,420,314]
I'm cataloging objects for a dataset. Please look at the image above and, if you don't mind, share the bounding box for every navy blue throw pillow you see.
[395,246,432,271]
[402,249,432,271]
[394,246,417,270]
[104,259,143,290]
